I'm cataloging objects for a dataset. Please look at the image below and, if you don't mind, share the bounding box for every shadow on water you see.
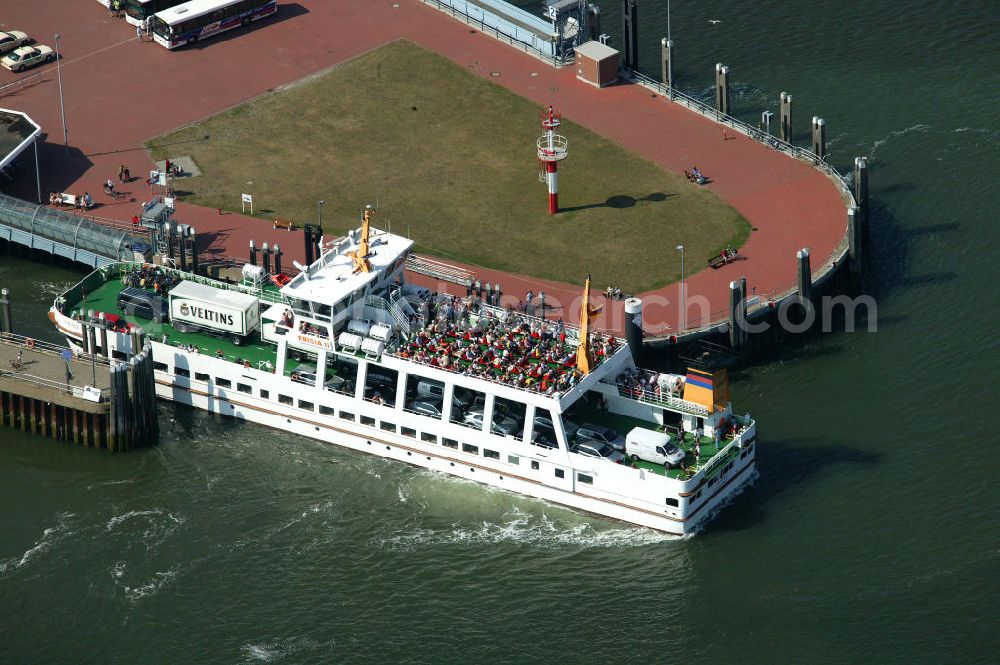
[702,438,884,535]
[559,192,673,213]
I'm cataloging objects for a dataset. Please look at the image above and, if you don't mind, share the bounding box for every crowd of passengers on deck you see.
[615,368,684,399]
[390,296,619,395]
[124,264,180,294]
[277,309,329,338]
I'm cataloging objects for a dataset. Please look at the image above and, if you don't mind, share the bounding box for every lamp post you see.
[317,199,325,227]
[676,244,685,331]
[55,33,67,153]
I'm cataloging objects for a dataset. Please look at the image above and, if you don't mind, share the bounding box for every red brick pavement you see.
[0,0,846,335]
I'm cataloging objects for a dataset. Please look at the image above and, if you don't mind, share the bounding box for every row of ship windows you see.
[159,364,598,486]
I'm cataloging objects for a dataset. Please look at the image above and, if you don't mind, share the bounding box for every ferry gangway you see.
[0,193,138,268]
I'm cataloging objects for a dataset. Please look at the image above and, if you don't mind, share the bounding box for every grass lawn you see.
[147,40,749,293]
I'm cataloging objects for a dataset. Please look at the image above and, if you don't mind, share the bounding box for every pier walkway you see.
[0,0,848,337]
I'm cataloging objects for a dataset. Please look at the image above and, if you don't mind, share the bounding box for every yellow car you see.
[1,44,54,72]
[0,31,31,56]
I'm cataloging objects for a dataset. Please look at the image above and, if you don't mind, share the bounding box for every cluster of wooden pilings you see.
[108,337,158,451]
[0,290,158,452]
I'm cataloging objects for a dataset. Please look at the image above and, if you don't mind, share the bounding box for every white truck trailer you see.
[168,280,260,345]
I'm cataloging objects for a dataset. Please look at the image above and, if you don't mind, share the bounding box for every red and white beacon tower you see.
[537,105,569,214]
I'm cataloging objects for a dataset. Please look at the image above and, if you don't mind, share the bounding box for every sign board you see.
[61,349,73,362]
[149,170,166,186]
[81,386,102,403]
[241,193,253,214]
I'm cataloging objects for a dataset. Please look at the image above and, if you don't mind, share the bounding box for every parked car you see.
[291,370,347,393]
[462,406,520,436]
[625,427,685,467]
[576,424,626,452]
[570,441,625,464]
[1,44,54,72]
[0,31,31,56]
[408,398,444,418]
[531,426,558,449]
[534,415,580,439]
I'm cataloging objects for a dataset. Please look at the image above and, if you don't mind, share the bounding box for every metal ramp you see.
[405,254,474,287]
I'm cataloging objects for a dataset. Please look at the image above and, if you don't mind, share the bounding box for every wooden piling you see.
[661,39,674,97]
[811,117,826,160]
[715,64,730,116]
[797,248,813,303]
[621,0,638,71]
[848,207,862,277]
[780,92,793,143]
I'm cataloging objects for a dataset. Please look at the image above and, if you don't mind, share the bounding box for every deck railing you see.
[601,377,710,417]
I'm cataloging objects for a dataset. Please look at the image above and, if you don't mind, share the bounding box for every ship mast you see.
[576,274,602,374]
[351,205,374,273]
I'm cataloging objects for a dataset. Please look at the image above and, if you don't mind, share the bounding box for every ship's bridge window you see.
[314,303,332,321]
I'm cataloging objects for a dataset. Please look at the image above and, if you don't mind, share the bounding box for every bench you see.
[273,218,293,231]
[52,193,92,209]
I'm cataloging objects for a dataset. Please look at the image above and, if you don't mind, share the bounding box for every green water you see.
[2,1,998,662]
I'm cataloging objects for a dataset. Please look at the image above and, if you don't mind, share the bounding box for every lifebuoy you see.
[25,338,35,350]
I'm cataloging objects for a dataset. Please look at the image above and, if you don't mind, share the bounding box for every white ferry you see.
[49,209,757,534]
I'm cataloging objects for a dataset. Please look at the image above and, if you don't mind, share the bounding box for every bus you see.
[123,0,188,27]
[150,0,277,49]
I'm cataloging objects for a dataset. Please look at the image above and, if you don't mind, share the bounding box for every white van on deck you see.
[625,427,685,467]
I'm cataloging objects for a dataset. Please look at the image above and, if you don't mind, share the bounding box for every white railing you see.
[405,254,475,286]
[601,377,710,417]
[365,295,410,336]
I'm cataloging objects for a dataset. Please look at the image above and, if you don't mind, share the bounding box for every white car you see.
[0,31,31,56]
[1,44,54,72]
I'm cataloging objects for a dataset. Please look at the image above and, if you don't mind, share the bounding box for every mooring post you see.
[847,207,862,276]
[0,287,11,334]
[621,0,638,72]
[249,240,257,266]
[165,221,175,263]
[728,281,741,349]
[273,244,282,275]
[178,225,188,272]
[262,242,271,274]
[302,225,314,265]
[780,92,793,143]
[624,297,644,363]
[797,248,813,303]
[80,322,91,354]
[189,226,199,275]
[661,38,674,98]
[853,156,869,229]
[811,117,826,160]
[97,312,109,357]
[715,63,730,117]
[739,276,749,347]
[588,4,601,42]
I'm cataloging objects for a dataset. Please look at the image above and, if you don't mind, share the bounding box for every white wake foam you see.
[0,512,75,575]
[379,508,677,550]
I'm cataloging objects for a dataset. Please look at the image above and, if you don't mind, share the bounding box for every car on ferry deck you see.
[1,44,54,72]
[534,415,580,439]
[570,440,625,464]
[462,407,520,436]
[576,424,626,452]
[0,31,32,56]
